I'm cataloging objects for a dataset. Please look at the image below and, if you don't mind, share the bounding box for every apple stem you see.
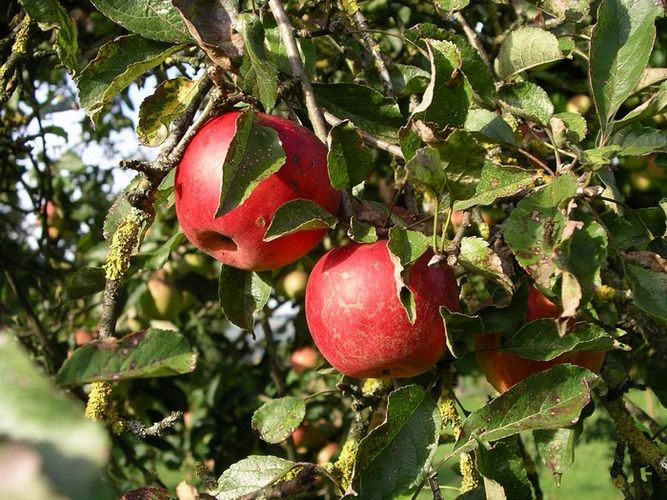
[268,0,328,143]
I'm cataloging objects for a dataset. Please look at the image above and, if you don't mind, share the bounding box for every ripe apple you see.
[305,240,460,378]
[174,111,340,271]
[475,287,606,392]
[291,423,327,453]
[290,345,320,374]
[317,442,340,465]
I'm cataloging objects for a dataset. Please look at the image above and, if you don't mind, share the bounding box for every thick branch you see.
[268,0,328,142]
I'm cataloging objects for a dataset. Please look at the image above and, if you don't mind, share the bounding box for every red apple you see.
[317,442,340,465]
[290,345,321,374]
[291,424,328,452]
[305,240,459,378]
[475,287,606,392]
[174,111,340,271]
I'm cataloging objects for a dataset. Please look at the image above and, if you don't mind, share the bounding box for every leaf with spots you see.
[477,436,536,498]
[218,266,272,331]
[251,397,306,444]
[452,364,602,455]
[216,110,286,217]
[458,236,514,295]
[263,199,338,242]
[327,120,373,190]
[214,455,296,500]
[534,426,580,484]
[55,330,197,385]
[351,385,441,498]
[503,174,578,288]
[453,161,535,211]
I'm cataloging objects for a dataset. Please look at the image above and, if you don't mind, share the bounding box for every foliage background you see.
[1,0,666,499]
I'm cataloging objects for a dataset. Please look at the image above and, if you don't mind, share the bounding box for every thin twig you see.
[323,111,404,158]
[429,472,443,500]
[517,147,556,176]
[453,12,492,74]
[344,2,395,97]
[269,0,327,142]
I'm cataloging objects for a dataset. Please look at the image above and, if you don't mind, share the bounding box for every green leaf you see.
[215,456,295,500]
[265,27,316,78]
[590,0,663,133]
[137,77,202,147]
[501,320,626,360]
[20,0,78,71]
[172,0,241,68]
[313,83,404,142]
[437,130,486,202]
[252,397,306,444]
[526,0,591,20]
[625,263,667,321]
[215,110,286,217]
[465,109,517,146]
[348,217,379,243]
[327,120,373,190]
[478,283,530,336]
[615,82,667,131]
[404,24,495,106]
[459,236,514,295]
[0,335,110,499]
[131,232,186,271]
[76,35,183,124]
[403,146,446,196]
[441,306,484,358]
[496,27,563,80]
[263,199,338,242]
[411,39,472,128]
[66,266,106,299]
[534,427,579,484]
[609,124,667,156]
[56,329,197,385]
[503,174,578,287]
[453,365,602,455]
[453,162,535,211]
[387,227,431,323]
[498,81,554,126]
[556,213,608,307]
[90,0,191,43]
[218,266,272,331]
[550,112,587,146]
[477,437,535,499]
[434,0,470,12]
[352,385,441,498]
[237,13,278,111]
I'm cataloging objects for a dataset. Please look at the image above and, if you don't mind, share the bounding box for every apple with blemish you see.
[305,240,459,378]
[175,111,340,271]
[475,287,606,392]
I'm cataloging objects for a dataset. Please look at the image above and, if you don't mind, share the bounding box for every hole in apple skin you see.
[200,231,238,252]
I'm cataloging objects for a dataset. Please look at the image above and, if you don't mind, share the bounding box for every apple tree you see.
[1,0,666,498]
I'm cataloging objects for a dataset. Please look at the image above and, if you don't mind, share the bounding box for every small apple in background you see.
[290,346,321,374]
[305,240,459,379]
[566,94,592,114]
[175,111,340,271]
[74,329,98,346]
[277,269,309,301]
[475,287,606,393]
[317,442,340,465]
[37,201,64,239]
[291,423,328,453]
[139,271,183,321]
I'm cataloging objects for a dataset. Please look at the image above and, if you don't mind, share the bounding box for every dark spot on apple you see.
[256,216,266,227]
[199,231,238,252]
[292,154,300,163]
[381,368,391,376]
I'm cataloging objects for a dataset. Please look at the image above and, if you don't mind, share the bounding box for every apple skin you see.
[305,240,460,379]
[290,345,320,374]
[475,287,606,393]
[175,111,340,271]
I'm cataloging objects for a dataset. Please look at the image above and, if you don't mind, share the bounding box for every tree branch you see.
[453,12,492,74]
[268,0,328,142]
[343,0,395,97]
[323,111,404,159]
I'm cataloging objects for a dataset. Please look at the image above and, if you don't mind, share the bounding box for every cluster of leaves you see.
[1,0,666,499]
